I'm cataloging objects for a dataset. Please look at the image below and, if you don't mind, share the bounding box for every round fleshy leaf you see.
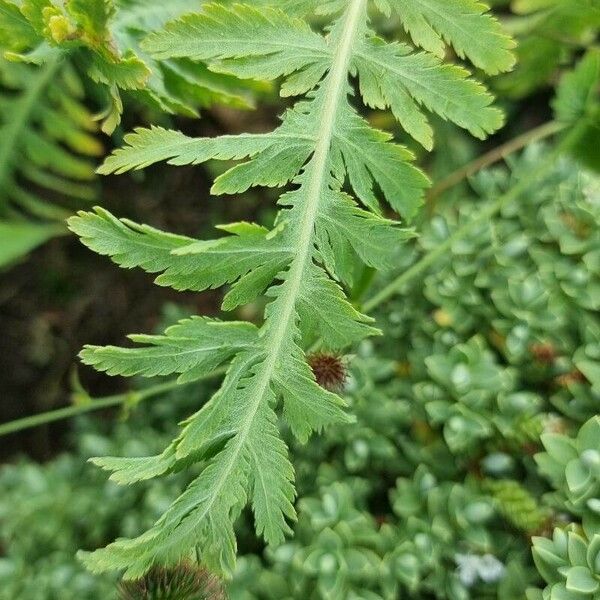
[568,531,589,567]
[587,535,600,574]
[566,459,592,495]
[549,582,576,600]
[565,566,599,594]
[578,417,600,451]
[581,449,600,473]
[541,434,578,464]
[304,548,326,574]
[588,499,600,515]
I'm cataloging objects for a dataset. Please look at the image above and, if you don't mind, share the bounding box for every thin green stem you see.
[363,133,574,314]
[427,120,565,203]
[0,368,226,438]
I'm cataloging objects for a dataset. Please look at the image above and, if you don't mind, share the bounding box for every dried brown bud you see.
[530,342,557,364]
[307,352,347,391]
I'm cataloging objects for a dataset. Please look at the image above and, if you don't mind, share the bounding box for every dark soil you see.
[0,105,280,461]
[0,168,211,459]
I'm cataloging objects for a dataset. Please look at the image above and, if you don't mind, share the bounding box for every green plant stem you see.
[0,368,226,437]
[363,132,573,313]
[427,120,565,203]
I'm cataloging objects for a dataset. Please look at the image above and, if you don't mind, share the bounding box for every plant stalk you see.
[0,368,225,438]
[427,120,565,203]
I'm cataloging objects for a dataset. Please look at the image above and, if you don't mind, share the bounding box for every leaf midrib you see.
[161,0,367,550]
[238,0,367,440]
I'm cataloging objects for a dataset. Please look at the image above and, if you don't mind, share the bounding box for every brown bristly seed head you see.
[308,352,347,392]
[118,563,226,600]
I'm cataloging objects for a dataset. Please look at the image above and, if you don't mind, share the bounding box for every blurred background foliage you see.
[0,0,599,599]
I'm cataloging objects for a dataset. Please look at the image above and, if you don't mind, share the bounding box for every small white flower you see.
[477,554,506,583]
[455,553,479,587]
[455,553,506,587]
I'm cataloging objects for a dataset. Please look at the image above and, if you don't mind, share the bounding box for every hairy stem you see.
[259,0,367,373]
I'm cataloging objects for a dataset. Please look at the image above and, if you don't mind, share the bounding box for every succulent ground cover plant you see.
[1,149,599,599]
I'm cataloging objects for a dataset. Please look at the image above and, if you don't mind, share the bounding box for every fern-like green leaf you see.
[69,207,293,301]
[0,57,101,224]
[553,48,600,125]
[391,0,516,75]
[354,37,505,149]
[80,317,259,382]
[0,220,64,267]
[0,0,38,50]
[70,0,513,578]
[553,48,600,172]
[143,4,330,83]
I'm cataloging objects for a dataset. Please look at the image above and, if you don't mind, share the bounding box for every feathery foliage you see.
[0,0,255,133]
[388,0,516,75]
[0,0,259,264]
[553,47,600,172]
[3,147,600,599]
[0,57,100,219]
[0,54,101,265]
[68,0,513,578]
[497,0,600,99]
